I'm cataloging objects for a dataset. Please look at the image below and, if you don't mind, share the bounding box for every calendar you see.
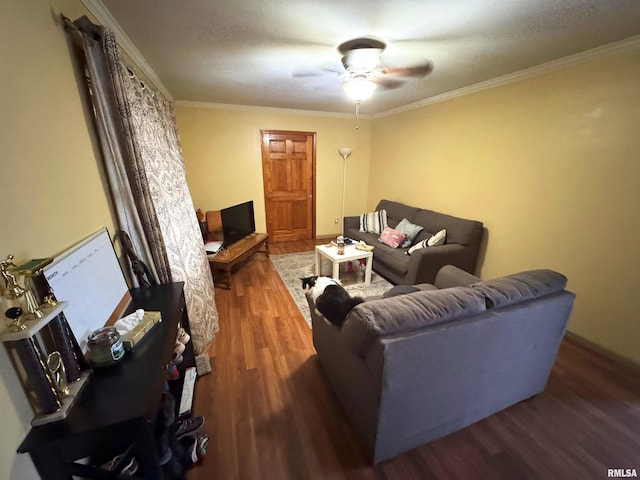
[43,228,130,352]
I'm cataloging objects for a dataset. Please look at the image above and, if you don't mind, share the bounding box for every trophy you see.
[1,255,87,424]
[1,255,26,299]
[18,257,54,319]
[0,255,52,320]
[5,306,27,332]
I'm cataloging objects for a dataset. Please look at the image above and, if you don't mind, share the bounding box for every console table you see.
[208,232,269,289]
[17,282,195,480]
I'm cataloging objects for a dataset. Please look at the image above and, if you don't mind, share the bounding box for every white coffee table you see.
[315,243,373,286]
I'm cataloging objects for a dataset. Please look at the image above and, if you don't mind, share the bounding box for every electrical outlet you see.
[334,217,339,224]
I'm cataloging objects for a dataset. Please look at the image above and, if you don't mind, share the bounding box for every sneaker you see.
[174,341,186,355]
[166,363,180,381]
[172,352,183,366]
[175,416,205,438]
[185,431,209,464]
[102,453,138,476]
[177,327,191,345]
[194,432,209,463]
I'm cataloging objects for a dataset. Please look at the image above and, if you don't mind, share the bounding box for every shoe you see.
[183,431,209,464]
[166,363,180,381]
[177,327,190,345]
[101,453,138,476]
[175,415,205,438]
[172,352,183,366]
[193,432,209,463]
[174,341,185,355]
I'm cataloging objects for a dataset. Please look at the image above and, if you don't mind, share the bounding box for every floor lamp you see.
[338,147,352,236]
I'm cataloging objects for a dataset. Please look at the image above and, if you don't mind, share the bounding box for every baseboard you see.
[316,234,339,240]
[564,331,640,370]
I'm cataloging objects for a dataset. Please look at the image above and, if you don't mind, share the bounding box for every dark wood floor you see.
[188,239,640,480]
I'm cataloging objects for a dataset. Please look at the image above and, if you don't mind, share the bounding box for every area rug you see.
[270,251,393,327]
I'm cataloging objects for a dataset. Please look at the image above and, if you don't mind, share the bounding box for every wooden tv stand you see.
[208,232,269,289]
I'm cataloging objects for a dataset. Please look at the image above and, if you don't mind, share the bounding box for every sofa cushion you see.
[382,285,422,298]
[413,209,482,246]
[376,200,420,225]
[472,270,568,308]
[395,218,424,248]
[370,242,411,274]
[360,209,388,234]
[341,287,486,356]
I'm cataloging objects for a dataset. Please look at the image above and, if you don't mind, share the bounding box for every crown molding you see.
[375,34,640,118]
[81,0,173,101]
[175,100,371,119]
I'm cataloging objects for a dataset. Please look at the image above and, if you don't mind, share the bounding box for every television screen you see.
[221,200,256,247]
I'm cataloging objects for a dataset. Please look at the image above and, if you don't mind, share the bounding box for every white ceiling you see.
[94,0,640,115]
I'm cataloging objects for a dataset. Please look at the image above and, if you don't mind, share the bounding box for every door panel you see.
[261,130,315,242]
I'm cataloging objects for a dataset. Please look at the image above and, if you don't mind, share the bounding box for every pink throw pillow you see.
[378,227,407,249]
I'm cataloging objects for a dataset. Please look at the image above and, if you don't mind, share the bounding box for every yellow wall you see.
[1,1,115,478]
[370,48,640,364]
[176,106,371,237]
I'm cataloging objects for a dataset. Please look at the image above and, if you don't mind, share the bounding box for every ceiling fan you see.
[337,36,433,102]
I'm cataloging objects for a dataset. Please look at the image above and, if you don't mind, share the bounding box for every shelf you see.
[31,371,91,426]
[0,301,68,342]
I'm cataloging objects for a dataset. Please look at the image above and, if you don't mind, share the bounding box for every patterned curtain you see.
[68,16,218,367]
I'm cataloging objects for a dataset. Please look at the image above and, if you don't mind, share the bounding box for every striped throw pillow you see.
[359,209,388,234]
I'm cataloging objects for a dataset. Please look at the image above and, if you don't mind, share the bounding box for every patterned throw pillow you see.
[378,227,407,248]
[359,209,388,234]
[395,218,424,248]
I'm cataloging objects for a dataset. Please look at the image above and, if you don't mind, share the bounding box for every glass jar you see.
[88,326,125,367]
[336,236,345,255]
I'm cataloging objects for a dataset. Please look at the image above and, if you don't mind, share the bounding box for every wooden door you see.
[261,130,316,242]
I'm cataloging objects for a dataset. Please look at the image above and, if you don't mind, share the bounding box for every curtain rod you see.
[61,14,156,97]
[61,14,102,42]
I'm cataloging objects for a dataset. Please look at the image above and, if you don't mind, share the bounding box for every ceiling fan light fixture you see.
[343,77,376,102]
[343,48,383,72]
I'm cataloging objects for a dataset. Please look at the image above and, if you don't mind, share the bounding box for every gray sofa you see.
[344,199,484,285]
[306,265,575,464]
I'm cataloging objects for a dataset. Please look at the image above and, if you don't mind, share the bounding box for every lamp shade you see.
[343,77,376,102]
[338,147,352,160]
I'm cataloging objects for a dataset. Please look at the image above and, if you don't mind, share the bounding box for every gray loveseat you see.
[343,199,484,285]
[306,265,575,464]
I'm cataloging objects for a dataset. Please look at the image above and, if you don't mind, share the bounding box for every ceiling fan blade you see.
[293,71,321,78]
[372,77,405,90]
[292,66,342,78]
[379,61,434,78]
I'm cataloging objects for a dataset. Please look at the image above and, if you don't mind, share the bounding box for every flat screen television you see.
[221,200,256,247]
